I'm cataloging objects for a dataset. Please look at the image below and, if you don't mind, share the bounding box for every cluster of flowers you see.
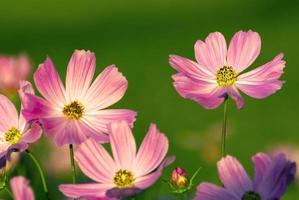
[0,30,296,200]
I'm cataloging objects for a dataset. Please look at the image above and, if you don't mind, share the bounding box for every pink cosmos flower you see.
[169,30,285,109]
[0,54,31,95]
[22,50,136,146]
[195,153,296,200]
[59,121,175,199]
[10,176,34,200]
[0,81,42,168]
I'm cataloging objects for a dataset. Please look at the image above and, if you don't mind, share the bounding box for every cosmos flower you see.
[0,54,31,95]
[22,50,136,146]
[0,82,42,168]
[10,176,34,200]
[195,153,296,200]
[169,30,285,109]
[59,121,175,199]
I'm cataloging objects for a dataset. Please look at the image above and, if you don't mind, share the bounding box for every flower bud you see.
[171,167,189,188]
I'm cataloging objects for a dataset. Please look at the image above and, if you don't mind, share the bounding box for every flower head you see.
[59,121,175,199]
[169,30,285,109]
[0,82,42,168]
[171,167,189,188]
[10,176,34,200]
[22,50,136,146]
[195,153,296,200]
[0,54,31,95]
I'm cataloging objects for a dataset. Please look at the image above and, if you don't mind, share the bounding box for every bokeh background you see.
[1,0,299,199]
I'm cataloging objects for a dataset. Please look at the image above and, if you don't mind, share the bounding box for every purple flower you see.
[169,30,285,109]
[195,153,296,200]
[59,121,175,199]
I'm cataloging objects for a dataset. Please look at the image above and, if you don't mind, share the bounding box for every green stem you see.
[221,96,229,158]
[4,187,13,199]
[69,144,77,183]
[26,150,49,199]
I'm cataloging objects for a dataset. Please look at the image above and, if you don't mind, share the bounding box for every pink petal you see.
[0,94,18,132]
[227,30,261,73]
[236,54,285,99]
[66,50,96,101]
[134,156,175,189]
[217,155,253,197]
[82,109,136,140]
[169,55,214,80]
[83,65,128,111]
[251,153,272,189]
[42,117,89,146]
[195,182,238,200]
[75,138,115,183]
[226,86,244,109]
[34,57,66,107]
[21,94,55,122]
[108,121,136,170]
[59,183,112,199]
[10,176,34,200]
[20,121,42,143]
[16,54,31,81]
[134,124,169,177]
[194,32,227,73]
[172,73,225,109]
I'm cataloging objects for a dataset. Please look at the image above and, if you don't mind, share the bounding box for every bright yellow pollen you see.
[216,66,237,86]
[113,170,135,188]
[63,101,85,120]
[4,127,21,145]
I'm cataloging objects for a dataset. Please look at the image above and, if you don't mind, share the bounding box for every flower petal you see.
[10,176,34,200]
[227,30,261,73]
[82,109,136,140]
[169,55,214,80]
[195,182,239,200]
[0,94,18,132]
[134,124,169,177]
[59,183,112,199]
[66,50,96,101]
[236,54,285,99]
[75,138,116,183]
[109,121,136,170]
[20,121,42,143]
[217,155,252,197]
[226,86,244,109]
[134,156,175,189]
[83,65,128,111]
[172,73,225,109]
[256,153,296,199]
[34,57,66,107]
[251,153,272,189]
[194,32,227,73]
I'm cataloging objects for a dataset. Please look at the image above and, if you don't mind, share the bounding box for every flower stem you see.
[25,150,49,199]
[221,96,229,158]
[4,187,13,199]
[69,144,77,183]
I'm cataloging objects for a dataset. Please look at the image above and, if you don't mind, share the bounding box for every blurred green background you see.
[1,0,299,199]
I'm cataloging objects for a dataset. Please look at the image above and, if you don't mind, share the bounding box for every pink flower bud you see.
[171,167,189,188]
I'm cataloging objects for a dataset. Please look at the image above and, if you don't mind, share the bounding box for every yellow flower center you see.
[113,169,135,188]
[216,66,237,86]
[4,127,21,145]
[63,101,85,120]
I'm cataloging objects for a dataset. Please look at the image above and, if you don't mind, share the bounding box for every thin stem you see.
[69,144,77,183]
[221,96,229,158]
[26,150,49,199]
[4,187,13,199]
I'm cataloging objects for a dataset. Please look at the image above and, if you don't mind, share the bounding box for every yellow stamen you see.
[113,169,135,188]
[4,127,21,145]
[216,66,237,86]
[63,101,85,120]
